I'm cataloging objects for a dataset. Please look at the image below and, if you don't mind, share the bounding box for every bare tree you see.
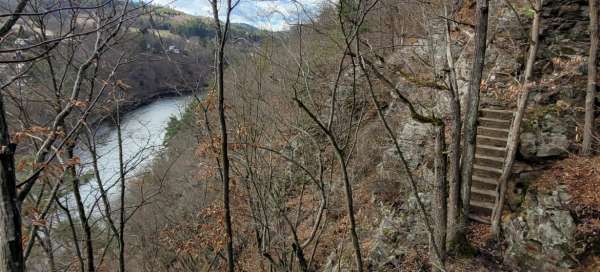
[209,0,239,270]
[432,123,447,269]
[355,25,448,266]
[0,0,141,269]
[442,0,463,248]
[459,0,489,242]
[0,1,34,270]
[582,0,598,155]
[115,86,126,272]
[0,88,23,272]
[492,0,543,236]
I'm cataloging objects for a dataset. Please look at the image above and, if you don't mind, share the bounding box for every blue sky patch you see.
[153,0,328,31]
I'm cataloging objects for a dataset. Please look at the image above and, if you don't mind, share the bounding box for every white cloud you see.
[152,0,327,31]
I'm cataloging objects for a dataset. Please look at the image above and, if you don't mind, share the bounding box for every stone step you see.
[477,135,508,147]
[471,194,496,205]
[475,153,505,163]
[469,107,514,227]
[475,153,504,168]
[473,164,503,179]
[478,117,511,129]
[477,126,510,138]
[470,200,495,210]
[468,213,491,224]
[480,108,515,114]
[476,144,507,157]
[479,108,515,120]
[472,175,499,185]
[473,164,504,174]
[472,187,498,197]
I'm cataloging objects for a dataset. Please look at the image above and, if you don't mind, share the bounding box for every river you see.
[69,95,193,212]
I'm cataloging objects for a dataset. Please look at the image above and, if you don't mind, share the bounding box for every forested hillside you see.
[0,0,599,271]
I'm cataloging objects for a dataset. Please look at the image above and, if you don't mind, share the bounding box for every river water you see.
[69,95,192,212]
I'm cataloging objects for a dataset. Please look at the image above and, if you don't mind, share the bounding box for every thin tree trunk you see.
[38,228,57,272]
[583,0,598,155]
[23,177,64,260]
[0,92,23,272]
[432,124,447,268]
[0,0,28,38]
[358,56,445,270]
[443,0,463,248]
[491,0,542,236]
[54,198,84,271]
[67,146,94,272]
[293,99,364,272]
[217,43,235,272]
[85,126,119,239]
[116,90,126,272]
[210,0,235,270]
[459,0,489,241]
[334,149,363,272]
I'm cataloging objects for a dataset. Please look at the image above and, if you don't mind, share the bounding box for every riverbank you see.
[74,94,194,212]
[88,85,205,128]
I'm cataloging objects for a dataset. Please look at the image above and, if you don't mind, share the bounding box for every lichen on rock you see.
[503,187,578,271]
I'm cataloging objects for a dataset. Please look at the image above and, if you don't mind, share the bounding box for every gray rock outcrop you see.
[503,187,578,271]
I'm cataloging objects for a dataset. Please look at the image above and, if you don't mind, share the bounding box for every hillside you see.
[0,0,599,271]
[124,0,600,271]
[0,2,263,123]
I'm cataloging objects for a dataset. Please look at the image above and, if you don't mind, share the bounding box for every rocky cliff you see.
[356,0,599,270]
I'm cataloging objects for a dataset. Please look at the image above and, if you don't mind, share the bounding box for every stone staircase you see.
[469,107,515,224]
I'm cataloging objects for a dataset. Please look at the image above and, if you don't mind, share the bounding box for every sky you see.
[152,0,329,31]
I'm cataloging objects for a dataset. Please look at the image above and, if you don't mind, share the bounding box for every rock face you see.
[541,0,591,49]
[519,109,573,159]
[503,188,578,271]
[368,195,431,270]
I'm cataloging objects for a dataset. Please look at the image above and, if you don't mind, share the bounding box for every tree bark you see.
[491,0,543,236]
[432,124,447,268]
[67,146,95,272]
[116,91,126,272]
[583,0,598,155]
[54,198,84,271]
[459,0,489,241]
[0,93,23,272]
[443,0,463,248]
[210,1,235,270]
[0,1,29,270]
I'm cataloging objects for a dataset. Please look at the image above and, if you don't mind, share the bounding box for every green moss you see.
[524,104,563,130]
[522,7,535,18]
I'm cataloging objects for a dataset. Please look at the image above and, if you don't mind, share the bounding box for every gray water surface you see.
[69,95,192,212]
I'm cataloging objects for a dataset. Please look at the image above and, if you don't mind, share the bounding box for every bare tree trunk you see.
[443,0,463,248]
[217,40,235,272]
[0,1,29,270]
[459,0,489,241]
[334,149,363,272]
[432,124,447,268]
[116,90,126,272]
[583,0,598,155]
[0,93,23,272]
[37,228,57,272]
[85,126,120,241]
[67,146,95,272]
[54,198,84,271]
[210,1,235,270]
[0,0,28,38]
[358,55,445,270]
[492,0,543,236]
[293,99,364,272]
